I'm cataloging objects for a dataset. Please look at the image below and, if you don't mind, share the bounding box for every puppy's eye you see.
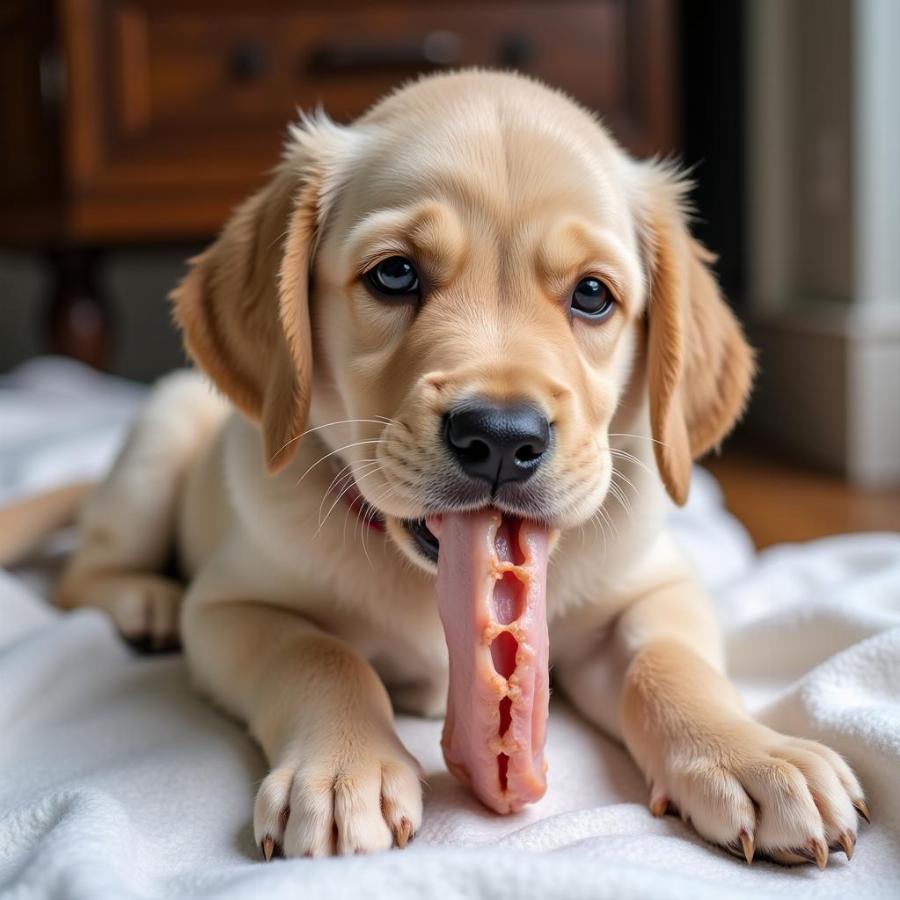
[571,277,616,321]
[366,256,420,299]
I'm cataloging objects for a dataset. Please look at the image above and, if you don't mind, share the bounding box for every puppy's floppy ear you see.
[639,166,755,505]
[171,114,351,473]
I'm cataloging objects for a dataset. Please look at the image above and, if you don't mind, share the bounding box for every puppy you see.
[57,70,866,864]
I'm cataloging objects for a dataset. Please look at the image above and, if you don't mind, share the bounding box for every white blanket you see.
[1,359,898,900]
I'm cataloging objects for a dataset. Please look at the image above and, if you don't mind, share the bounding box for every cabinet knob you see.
[499,32,536,68]
[229,41,271,82]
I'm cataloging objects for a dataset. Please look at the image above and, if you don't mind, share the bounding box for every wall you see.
[745,0,900,485]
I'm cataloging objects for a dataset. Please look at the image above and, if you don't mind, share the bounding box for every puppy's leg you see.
[58,371,226,648]
[556,577,866,867]
[183,597,423,858]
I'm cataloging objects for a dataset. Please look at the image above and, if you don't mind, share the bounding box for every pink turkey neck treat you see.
[434,509,550,813]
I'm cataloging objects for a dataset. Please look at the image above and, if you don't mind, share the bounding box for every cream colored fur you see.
[54,71,864,865]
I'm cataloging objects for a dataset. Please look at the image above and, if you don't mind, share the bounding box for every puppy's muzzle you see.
[442,402,551,488]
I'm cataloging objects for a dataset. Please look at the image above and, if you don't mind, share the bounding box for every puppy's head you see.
[172,71,753,568]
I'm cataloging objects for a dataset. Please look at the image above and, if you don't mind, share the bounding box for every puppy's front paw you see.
[253,736,423,858]
[648,722,867,867]
[57,572,183,651]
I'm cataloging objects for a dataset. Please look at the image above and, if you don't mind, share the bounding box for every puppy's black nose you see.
[443,403,551,486]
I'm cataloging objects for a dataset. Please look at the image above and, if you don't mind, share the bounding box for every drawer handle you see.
[229,41,271,82]
[309,30,463,74]
[499,32,536,68]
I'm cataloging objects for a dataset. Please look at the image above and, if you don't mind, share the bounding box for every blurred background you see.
[0,0,898,543]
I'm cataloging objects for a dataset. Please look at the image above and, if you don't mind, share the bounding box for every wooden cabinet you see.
[2,0,677,243]
[0,0,677,362]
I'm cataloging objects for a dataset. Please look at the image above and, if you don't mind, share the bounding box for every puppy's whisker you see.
[605,447,657,480]
[317,462,361,525]
[318,455,379,511]
[357,482,396,568]
[612,473,639,520]
[338,468,404,549]
[294,439,385,488]
[588,506,610,554]
[613,471,635,506]
[312,415,396,434]
[316,461,384,533]
[611,466,639,497]
[365,482,394,527]
[273,417,396,459]
[593,502,618,545]
[601,509,617,541]
[607,477,625,507]
[318,459,363,516]
[607,477,633,521]
[317,461,384,533]
[608,432,673,450]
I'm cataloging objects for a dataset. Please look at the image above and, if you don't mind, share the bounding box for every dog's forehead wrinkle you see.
[348,91,621,233]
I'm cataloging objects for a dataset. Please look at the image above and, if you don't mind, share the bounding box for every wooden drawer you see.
[60,0,675,239]
[110,3,627,132]
[0,0,676,243]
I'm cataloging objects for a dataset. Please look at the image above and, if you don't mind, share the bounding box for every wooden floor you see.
[704,445,900,549]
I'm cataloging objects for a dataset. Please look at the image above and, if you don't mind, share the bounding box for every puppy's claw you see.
[649,795,670,818]
[811,838,828,870]
[261,836,275,862]
[838,832,855,861]
[394,817,413,849]
[854,799,871,823]
[739,829,754,864]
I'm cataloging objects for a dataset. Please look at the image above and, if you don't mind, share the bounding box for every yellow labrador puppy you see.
[56,70,865,865]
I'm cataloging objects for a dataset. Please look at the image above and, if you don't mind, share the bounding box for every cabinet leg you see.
[46,248,112,370]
